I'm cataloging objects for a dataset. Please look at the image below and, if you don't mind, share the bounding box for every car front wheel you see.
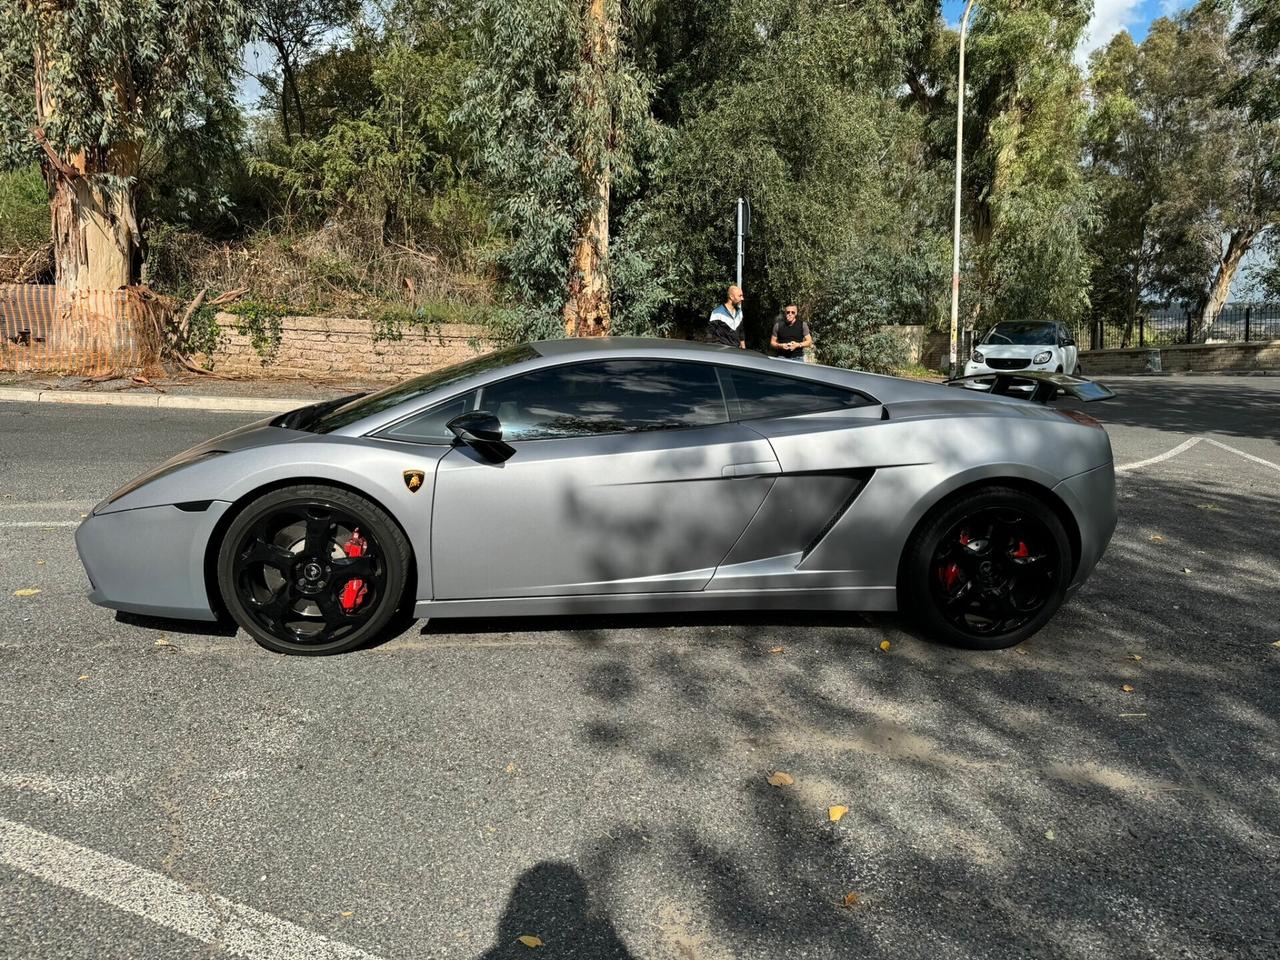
[900,486,1072,650]
[216,484,412,655]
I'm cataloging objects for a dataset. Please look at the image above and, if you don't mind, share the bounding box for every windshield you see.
[306,344,539,433]
[982,322,1057,346]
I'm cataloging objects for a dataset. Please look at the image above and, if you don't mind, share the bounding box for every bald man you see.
[707,285,746,349]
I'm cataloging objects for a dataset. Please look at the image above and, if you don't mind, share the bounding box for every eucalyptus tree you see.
[0,0,252,290]
[957,0,1094,335]
[461,0,660,339]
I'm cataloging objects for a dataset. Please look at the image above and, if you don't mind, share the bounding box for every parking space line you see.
[0,816,387,960]
[1203,438,1280,474]
[1116,437,1202,472]
[0,521,80,528]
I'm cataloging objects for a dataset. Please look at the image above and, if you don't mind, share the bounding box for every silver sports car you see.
[76,338,1117,655]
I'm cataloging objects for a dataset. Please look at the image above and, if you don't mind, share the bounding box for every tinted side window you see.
[378,391,476,444]
[727,368,870,420]
[479,360,727,440]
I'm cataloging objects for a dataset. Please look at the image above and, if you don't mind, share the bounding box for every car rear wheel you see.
[900,486,1072,650]
[216,484,412,655]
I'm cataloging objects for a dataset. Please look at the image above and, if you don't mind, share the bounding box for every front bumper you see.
[1052,463,1117,589]
[75,501,233,621]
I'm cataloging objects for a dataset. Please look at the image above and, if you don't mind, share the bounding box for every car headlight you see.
[1033,351,1052,364]
[971,350,984,363]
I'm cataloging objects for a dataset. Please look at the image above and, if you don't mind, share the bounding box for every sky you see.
[942,0,1194,65]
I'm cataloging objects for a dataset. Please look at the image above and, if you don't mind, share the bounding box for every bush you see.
[0,165,48,253]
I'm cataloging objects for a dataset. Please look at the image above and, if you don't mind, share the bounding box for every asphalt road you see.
[1,376,1278,960]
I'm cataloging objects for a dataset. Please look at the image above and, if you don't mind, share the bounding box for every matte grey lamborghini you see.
[76,338,1117,655]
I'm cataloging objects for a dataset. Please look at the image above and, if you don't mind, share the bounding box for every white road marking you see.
[0,521,80,528]
[0,816,388,960]
[1116,435,1280,475]
[1203,437,1280,474]
[1115,437,1202,472]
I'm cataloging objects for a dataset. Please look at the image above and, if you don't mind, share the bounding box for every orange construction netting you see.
[0,284,158,377]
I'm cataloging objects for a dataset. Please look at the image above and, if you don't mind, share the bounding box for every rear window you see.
[726,368,871,420]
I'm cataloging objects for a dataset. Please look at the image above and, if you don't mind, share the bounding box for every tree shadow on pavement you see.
[530,467,1280,960]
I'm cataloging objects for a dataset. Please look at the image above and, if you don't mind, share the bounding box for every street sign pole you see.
[949,0,976,379]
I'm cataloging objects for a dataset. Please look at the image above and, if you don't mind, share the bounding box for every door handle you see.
[722,460,781,478]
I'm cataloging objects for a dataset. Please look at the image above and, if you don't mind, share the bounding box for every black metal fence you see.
[1086,303,1280,351]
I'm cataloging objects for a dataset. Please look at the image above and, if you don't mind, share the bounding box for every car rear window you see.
[725,368,872,420]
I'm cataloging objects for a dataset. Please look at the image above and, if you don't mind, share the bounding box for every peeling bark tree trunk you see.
[35,52,140,292]
[47,160,140,292]
[563,0,615,338]
[1194,227,1256,342]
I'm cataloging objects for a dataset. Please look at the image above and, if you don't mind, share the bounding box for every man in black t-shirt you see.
[770,305,812,360]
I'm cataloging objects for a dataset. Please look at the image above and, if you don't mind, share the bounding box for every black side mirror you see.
[447,410,515,463]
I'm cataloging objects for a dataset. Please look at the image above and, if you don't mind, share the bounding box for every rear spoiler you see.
[945,372,1116,404]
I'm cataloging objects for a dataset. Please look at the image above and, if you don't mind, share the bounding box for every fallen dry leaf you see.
[1150,534,1165,542]
[13,588,41,597]
[504,762,516,774]
[767,771,795,787]
[1272,640,1280,649]
[154,638,172,647]
[840,892,860,908]
[1044,828,1056,841]
[1015,647,1029,656]
[1196,503,1221,511]
[77,675,90,681]
[1129,654,1142,661]
[1182,567,1192,574]
[35,559,45,565]
[1121,684,1135,693]
[340,911,354,918]
[878,640,891,652]
[829,805,849,823]
[516,935,544,948]
[768,646,785,654]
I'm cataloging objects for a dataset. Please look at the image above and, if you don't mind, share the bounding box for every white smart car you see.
[965,321,1081,379]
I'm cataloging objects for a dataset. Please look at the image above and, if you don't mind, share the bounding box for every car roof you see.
[532,336,748,358]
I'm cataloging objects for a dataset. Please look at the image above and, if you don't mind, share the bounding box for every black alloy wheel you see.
[901,486,1072,650]
[217,484,411,655]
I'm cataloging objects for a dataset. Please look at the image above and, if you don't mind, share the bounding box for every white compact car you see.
[964,321,1080,379]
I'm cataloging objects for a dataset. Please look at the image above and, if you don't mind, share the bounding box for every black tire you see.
[899,486,1072,650]
[216,484,412,655]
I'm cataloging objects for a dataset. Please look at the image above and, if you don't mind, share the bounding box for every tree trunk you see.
[47,164,139,291]
[563,0,615,338]
[34,47,140,291]
[1194,227,1256,342]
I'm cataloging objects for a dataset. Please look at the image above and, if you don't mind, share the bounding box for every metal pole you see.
[736,197,745,291]
[949,0,976,379]
[1244,305,1251,343]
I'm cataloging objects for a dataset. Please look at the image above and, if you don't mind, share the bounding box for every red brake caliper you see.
[1012,541,1029,559]
[339,529,368,613]
[938,529,967,591]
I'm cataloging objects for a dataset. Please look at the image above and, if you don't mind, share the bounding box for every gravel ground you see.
[0,376,1277,960]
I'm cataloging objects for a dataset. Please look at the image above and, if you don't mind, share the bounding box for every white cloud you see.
[1076,0,1145,67]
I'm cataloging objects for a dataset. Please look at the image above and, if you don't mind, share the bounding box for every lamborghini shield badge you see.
[403,469,425,493]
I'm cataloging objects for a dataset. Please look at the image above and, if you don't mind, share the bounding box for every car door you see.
[429,358,779,599]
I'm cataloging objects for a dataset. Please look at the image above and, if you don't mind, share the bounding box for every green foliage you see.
[0,0,252,166]
[0,165,47,252]
[459,0,663,340]
[225,299,288,360]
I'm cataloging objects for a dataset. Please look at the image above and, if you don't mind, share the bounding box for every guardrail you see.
[1087,304,1280,351]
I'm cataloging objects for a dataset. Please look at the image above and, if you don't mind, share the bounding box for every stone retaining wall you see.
[1081,340,1280,376]
[203,312,492,380]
